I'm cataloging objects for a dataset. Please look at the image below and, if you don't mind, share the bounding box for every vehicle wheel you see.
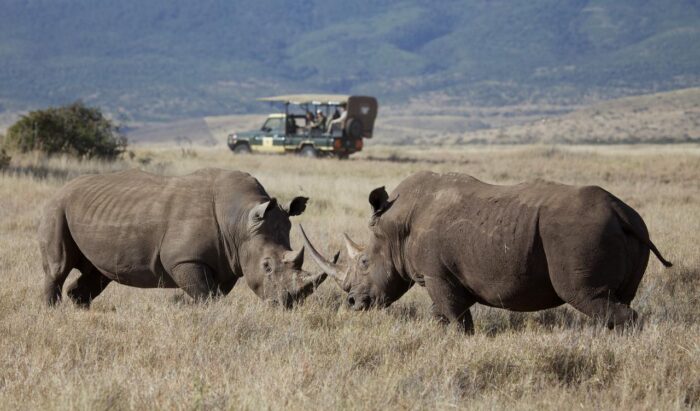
[299,145,317,158]
[233,144,251,154]
[344,118,363,139]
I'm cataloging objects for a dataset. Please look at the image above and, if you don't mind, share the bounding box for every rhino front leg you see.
[425,275,475,334]
[430,303,450,325]
[170,263,223,302]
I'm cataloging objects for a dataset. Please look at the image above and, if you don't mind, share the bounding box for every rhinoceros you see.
[39,168,326,308]
[302,171,672,332]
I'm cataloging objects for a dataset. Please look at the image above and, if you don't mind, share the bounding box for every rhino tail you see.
[611,201,673,268]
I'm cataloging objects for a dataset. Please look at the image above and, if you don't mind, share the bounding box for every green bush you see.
[0,134,10,169]
[4,102,127,159]
[0,148,10,170]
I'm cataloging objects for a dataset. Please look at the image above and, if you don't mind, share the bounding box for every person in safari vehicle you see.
[227,94,377,159]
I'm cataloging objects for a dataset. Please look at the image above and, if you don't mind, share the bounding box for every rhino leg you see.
[425,276,475,334]
[42,255,72,306]
[218,277,238,296]
[567,295,639,330]
[65,263,111,308]
[542,224,639,329]
[547,260,639,329]
[430,303,450,325]
[39,208,78,306]
[170,263,223,302]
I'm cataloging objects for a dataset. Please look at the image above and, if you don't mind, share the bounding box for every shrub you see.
[0,148,10,170]
[4,102,127,159]
[0,134,10,169]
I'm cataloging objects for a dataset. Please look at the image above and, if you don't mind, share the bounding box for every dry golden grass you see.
[1,145,699,410]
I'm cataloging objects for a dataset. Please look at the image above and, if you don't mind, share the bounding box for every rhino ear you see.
[369,186,396,220]
[369,186,389,214]
[285,196,308,217]
[250,198,278,225]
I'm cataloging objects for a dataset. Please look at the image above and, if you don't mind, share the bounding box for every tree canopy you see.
[4,102,127,159]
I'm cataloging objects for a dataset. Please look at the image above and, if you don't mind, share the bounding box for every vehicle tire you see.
[233,144,251,154]
[299,145,317,158]
[344,118,363,139]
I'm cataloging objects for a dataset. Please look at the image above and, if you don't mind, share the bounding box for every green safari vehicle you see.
[227,94,378,159]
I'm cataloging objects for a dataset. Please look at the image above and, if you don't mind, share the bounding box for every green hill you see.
[0,0,699,120]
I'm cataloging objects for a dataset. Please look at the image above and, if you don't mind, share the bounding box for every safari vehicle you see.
[227,94,377,159]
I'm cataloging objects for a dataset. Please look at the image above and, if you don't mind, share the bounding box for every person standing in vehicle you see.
[327,103,347,134]
[311,109,327,132]
[304,110,315,127]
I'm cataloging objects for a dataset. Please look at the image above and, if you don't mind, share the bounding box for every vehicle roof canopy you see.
[257,94,350,105]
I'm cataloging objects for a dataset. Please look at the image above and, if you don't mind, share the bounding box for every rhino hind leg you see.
[550,273,640,329]
[39,209,78,306]
[543,229,639,329]
[170,263,223,302]
[616,237,650,305]
[567,295,639,330]
[66,264,112,308]
[42,260,71,306]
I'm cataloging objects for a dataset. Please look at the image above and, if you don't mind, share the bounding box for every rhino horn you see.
[283,246,305,270]
[286,271,328,305]
[299,224,350,291]
[343,233,363,259]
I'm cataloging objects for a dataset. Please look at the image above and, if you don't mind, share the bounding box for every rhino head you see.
[237,196,328,308]
[300,187,413,310]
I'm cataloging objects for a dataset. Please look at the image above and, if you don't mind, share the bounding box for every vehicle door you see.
[259,117,286,153]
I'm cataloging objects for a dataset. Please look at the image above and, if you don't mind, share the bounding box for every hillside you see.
[449,87,700,145]
[1,0,699,120]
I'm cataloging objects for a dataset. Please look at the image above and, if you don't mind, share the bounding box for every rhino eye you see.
[262,260,273,274]
[359,256,369,270]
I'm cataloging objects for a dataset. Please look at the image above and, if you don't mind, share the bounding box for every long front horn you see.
[299,225,348,289]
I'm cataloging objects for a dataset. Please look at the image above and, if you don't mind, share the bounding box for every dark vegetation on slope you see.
[0,0,698,120]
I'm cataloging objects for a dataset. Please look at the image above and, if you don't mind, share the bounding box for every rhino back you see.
[395,172,563,310]
[59,169,230,283]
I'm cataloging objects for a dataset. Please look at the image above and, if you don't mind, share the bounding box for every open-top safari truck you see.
[227,94,378,159]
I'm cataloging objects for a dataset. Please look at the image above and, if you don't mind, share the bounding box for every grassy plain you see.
[117,87,700,147]
[0,145,698,410]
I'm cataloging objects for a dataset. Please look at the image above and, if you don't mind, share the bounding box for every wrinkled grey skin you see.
[303,171,672,333]
[39,168,327,308]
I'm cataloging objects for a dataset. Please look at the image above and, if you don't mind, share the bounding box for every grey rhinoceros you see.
[302,171,672,332]
[39,168,326,308]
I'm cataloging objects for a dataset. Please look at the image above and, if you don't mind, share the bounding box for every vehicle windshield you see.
[262,118,284,134]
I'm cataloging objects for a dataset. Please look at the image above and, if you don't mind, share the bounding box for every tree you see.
[4,102,127,159]
[0,149,9,170]
[0,134,10,169]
